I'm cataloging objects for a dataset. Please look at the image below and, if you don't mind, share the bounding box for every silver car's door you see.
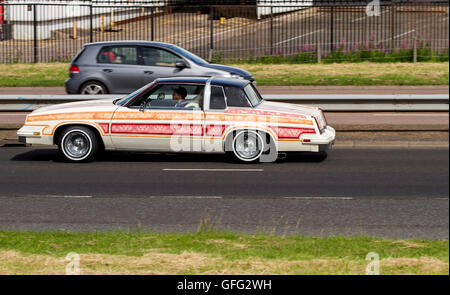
[97,45,145,93]
[139,46,196,84]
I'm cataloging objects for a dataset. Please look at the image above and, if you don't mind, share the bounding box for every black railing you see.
[0,0,448,63]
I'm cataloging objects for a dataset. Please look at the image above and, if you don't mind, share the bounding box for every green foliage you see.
[219,37,449,64]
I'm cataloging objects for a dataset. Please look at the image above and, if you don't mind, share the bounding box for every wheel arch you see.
[78,79,109,94]
[223,127,277,153]
[53,123,105,150]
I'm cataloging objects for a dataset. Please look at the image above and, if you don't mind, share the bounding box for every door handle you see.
[143,71,154,75]
[103,69,113,73]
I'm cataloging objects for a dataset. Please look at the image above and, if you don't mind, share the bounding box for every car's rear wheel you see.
[80,81,107,94]
[58,126,99,162]
[231,130,265,163]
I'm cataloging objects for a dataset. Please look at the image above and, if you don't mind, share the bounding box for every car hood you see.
[201,63,254,80]
[29,99,117,116]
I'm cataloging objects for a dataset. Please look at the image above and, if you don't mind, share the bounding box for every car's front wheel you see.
[58,126,99,162]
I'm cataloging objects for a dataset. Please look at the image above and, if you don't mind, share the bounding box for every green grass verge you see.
[0,231,448,275]
[0,62,448,87]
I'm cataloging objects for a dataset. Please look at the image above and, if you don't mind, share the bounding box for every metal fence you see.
[0,0,448,63]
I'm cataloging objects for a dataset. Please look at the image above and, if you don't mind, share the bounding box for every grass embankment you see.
[0,62,448,87]
[0,231,448,275]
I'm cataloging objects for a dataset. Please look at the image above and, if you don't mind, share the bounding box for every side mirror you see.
[175,61,188,69]
[139,100,148,112]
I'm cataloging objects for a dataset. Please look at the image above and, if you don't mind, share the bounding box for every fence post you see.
[33,4,37,63]
[413,37,417,63]
[209,6,214,61]
[270,6,273,55]
[89,4,93,43]
[390,0,396,53]
[73,19,77,40]
[330,5,334,52]
[151,6,154,41]
[317,42,321,63]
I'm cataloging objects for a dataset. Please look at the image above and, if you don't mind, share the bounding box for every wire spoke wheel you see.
[232,131,264,162]
[58,126,99,162]
[63,131,91,159]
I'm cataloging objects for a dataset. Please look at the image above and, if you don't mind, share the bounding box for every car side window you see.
[129,84,204,110]
[224,86,251,107]
[98,46,138,65]
[209,86,227,110]
[142,47,183,67]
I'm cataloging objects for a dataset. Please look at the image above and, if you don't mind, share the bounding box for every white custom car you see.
[18,77,335,162]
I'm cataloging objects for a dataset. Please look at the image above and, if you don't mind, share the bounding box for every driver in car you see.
[173,86,189,107]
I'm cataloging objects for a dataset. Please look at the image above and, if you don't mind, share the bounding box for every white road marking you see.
[372,113,449,117]
[163,168,264,172]
[166,196,223,199]
[275,30,322,46]
[284,197,353,200]
[34,195,93,198]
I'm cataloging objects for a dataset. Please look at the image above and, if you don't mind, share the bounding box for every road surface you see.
[0,146,448,239]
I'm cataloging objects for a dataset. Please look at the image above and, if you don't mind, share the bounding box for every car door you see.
[139,46,195,85]
[110,83,205,152]
[97,45,145,93]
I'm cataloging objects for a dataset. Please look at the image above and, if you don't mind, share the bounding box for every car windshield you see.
[115,82,155,106]
[243,83,263,107]
[168,45,209,65]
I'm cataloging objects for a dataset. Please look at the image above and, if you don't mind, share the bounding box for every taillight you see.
[69,65,80,74]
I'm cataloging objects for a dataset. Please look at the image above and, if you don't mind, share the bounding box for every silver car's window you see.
[142,47,183,67]
[168,45,208,65]
[98,46,138,65]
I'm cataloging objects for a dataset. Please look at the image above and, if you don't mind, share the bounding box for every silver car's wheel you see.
[232,130,264,162]
[58,126,98,162]
[80,82,107,94]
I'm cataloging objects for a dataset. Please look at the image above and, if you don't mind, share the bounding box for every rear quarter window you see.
[97,46,138,65]
[224,86,251,108]
[210,86,227,110]
[71,47,86,64]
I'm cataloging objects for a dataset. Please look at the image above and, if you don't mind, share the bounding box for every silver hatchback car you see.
[65,41,254,94]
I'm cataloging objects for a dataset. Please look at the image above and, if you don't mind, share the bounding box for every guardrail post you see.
[33,4,37,63]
